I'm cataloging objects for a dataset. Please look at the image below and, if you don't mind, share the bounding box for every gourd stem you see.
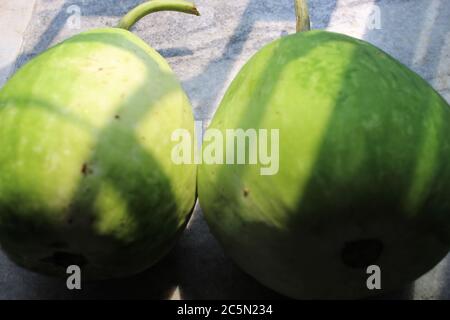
[118,0,200,30]
[294,0,311,32]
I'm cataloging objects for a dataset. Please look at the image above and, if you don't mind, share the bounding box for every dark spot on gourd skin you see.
[81,163,93,176]
[341,239,384,269]
[41,251,88,268]
[49,241,68,249]
[243,188,250,197]
[115,114,120,120]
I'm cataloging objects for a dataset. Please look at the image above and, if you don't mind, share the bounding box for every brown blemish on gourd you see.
[81,163,93,176]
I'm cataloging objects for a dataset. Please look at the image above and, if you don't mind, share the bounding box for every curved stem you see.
[118,0,200,30]
[294,0,311,32]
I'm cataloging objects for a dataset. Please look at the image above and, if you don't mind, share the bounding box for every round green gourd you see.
[0,1,199,279]
[198,28,450,298]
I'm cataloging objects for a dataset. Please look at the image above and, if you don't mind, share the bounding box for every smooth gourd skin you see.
[198,31,450,299]
[0,28,197,279]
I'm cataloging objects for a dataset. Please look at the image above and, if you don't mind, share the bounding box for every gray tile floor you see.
[0,0,449,299]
